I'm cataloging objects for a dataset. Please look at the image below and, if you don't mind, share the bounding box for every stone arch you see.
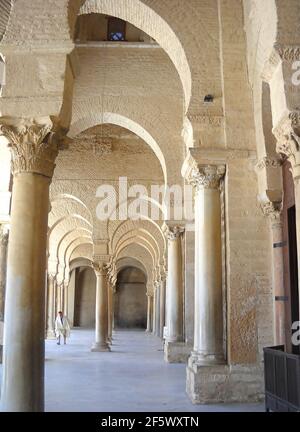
[48,214,93,240]
[70,242,93,262]
[69,242,93,262]
[115,234,161,283]
[57,228,93,264]
[65,236,93,264]
[110,219,165,261]
[116,244,154,284]
[69,257,93,272]
[68,112,167,185]
[116,257,148,280]
[68,0,191,111]
[51,193,93,225]
[106,196,166,232]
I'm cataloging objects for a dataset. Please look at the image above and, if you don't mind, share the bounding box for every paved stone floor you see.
[45,329,264,412]
[0,329,265,412]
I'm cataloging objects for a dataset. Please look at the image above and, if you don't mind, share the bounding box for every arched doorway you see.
[114,266,147,329]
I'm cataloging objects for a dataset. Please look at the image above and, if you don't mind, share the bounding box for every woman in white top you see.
[55,311,70,345]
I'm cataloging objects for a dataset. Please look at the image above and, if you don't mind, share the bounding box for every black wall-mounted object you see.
[204,94,214,103]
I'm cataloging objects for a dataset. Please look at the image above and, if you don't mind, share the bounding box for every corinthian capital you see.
[188,164,225,191]
[0,116,59,178]
[260,201,282,221]
[92,261,110,276]
[164,224,185,241]
[273,111,300,181]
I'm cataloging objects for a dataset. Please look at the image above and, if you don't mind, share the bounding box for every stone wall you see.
[115,267,147,329]
[74,267,96,327]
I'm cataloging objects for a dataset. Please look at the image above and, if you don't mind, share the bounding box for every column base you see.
[91,342,111,352]
[164,340,192,363]
[189,350,225,366]
[186,356,264,404]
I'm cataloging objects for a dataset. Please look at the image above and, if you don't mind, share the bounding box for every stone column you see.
[63,281,68,316]
[91,262,110,352]
[163,224,186,362]
[46,274,56,339]
[56,283,62,313]
[159,276,166,338]
[60,283,64,314]
[164,225,184,343]
[0,225,9,363]
[107,281,113,343]
[146,293,153,333]
[154,282,160,337]
[0,225,8,321]
[261,202,286,346]
[189,165,226,365]
[0,117,58,412]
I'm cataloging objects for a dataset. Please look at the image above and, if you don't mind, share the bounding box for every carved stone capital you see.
[164,225,185,241]
[273,112,300,181]
[187,164,226,191]
[260,201,282,221]
[0,117,60,178]
[262,45,300,82]
[255,156,282,172]
[92,261,110,276]
[274,44,300,63]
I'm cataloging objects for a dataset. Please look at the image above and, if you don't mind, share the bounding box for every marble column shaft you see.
[46,274,56,339]
[0,117,58,412]
[107,282,113,343]
[0,226,8,321]
[91,262,110,352]
[165,226,184,343]
[159,277,166,338]
[155,283,160,337]
[190,165,225,365]
[146,294,153,333]
[0,225,9,363]
[262,203,286,346]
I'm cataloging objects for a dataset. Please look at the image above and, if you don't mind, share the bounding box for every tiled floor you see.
[42,328,264,412]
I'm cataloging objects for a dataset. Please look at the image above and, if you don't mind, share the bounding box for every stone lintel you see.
[182,147,256,178]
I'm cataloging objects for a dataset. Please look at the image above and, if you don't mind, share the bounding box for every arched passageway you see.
[73,267,96,328]
[0,0,300,414]
[114,267,147,329]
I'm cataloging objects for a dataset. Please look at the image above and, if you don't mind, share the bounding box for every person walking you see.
[55,311,70,345]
